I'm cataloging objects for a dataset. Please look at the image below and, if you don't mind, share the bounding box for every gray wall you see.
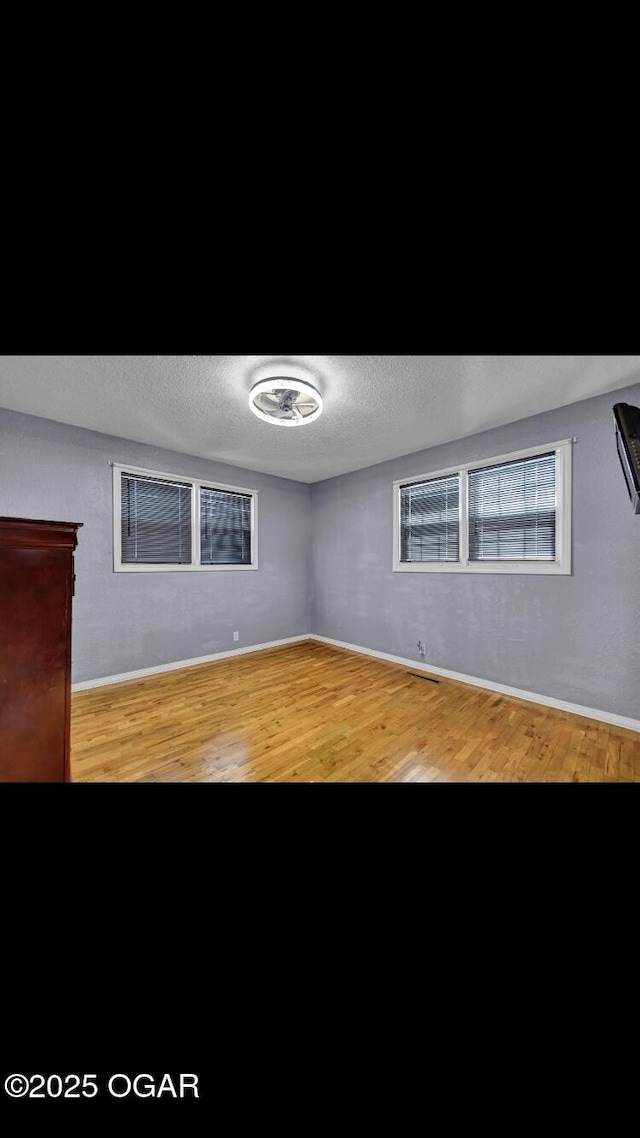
[3,383,640,719]
[311,382,640,720]
[0,408,312,683]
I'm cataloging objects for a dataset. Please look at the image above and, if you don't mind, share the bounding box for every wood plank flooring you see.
[70,639,640,783]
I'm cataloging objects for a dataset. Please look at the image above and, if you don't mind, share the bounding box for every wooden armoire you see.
[0,517,82,782]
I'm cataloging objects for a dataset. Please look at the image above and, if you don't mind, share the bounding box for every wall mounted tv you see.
[613,402,640,514]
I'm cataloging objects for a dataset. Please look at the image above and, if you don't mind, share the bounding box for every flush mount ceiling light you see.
[249,375,323,426]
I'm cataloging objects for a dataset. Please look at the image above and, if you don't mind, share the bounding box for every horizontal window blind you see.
[400,474,460,562]
[121,472,192,564]
[200,488,252,565]
[468,451,556,561]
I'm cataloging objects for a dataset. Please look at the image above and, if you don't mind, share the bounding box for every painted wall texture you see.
[0,408,312,683]
[2,381,640,719]
[310,381,640,720]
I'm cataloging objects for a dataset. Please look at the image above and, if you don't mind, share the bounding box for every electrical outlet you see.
[417,640,426,655]
[233,631,239,642]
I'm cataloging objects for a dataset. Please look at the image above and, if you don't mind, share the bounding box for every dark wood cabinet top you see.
[0,517,83,550]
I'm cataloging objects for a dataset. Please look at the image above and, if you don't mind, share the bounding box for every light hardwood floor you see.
[70,639,640,783]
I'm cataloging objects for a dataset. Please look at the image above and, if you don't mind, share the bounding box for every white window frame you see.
[113,463,258,572]
[392,439,572,574]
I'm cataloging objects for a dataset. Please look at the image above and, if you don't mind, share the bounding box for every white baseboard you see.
[309,634,640,734]
[72,634,311,692]
[73,630,640,734]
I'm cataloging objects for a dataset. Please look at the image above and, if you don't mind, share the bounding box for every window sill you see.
[393,561,571,575]
[113,563,259,573]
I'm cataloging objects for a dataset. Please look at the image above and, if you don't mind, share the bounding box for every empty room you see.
[0,354,639,783]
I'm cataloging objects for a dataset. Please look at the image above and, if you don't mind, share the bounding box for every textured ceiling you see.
[1,355,639,483]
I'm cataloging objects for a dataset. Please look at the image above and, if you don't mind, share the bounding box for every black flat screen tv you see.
[613,402,640,514]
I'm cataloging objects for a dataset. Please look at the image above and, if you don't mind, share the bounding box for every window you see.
[200,487,252,566]
[121,472,193,565]
[468,451,555,562]
[393,440,572,574]
[400,474,460,563]
[113,464,258,572]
